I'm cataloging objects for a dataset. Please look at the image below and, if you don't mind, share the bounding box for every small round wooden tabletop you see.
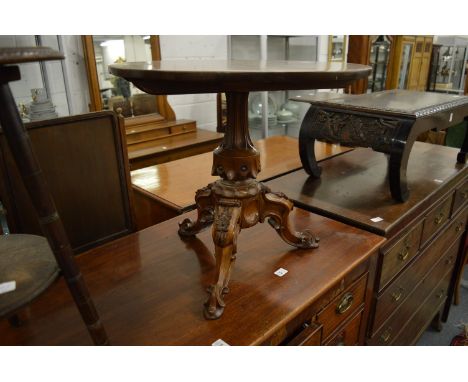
[109,60,372,94]
[0,234,59,317]
[0,47,64,65]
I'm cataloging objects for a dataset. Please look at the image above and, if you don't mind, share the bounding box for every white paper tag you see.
[274,268,288,277]
[434,179,444,183]
[370,217,383,223]
[212,339,230,346]
[449,113,453,122]
[0,281,16,295]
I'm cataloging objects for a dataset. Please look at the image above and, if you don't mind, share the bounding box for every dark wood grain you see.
[267,142,468,237]
[109,60,372,94]
[0,112,135,253]
[0,209,384,345]
[0,47,63,65]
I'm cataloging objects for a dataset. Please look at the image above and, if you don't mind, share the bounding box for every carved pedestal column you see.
[179,92,319,319]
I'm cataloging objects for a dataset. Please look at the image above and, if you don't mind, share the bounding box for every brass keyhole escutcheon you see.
[336,292,354,315]
[456,222,464,232]
[392,287,404,302]
[436,289,445,299]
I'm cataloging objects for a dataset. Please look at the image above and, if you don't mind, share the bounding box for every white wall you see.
[0,35,90,117]
[160,35,228,131]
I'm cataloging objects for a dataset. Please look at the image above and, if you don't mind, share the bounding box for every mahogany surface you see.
[0,209,384,345]
[131,137,352,212]
[109,60,372,94]
[128,129,224,170]
[267,142,468,237]
[0,47,63,64]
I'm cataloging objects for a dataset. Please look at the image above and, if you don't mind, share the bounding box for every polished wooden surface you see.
[109,60,372,94]
[0,112,135,253]
[131,137,351,211]
[267,142,468,237]
[128,129,224,170]
[0,209,384,345]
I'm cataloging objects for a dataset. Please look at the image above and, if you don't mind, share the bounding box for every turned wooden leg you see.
[260,184,319,248]
[457,116,468,164]
[204,199,241,319]
[179,183,215,236]
[388,140,415,202]
[299,108,322,178]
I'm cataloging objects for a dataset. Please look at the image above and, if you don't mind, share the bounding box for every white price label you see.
[370,217,383,223]
[274,268,288,277]
[0,281,16,295]
[434,179,444,183]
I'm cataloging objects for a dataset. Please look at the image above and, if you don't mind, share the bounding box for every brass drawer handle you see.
[336,292,354,315]
[391,287,404,302]
[434,212,445,225]
[398,247,409,261]
[455,222,464,232]
[460,190,468,199]
[381,328,392,343]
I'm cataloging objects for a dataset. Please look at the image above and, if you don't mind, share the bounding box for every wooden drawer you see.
[421,193,453,246]
[317,273,367,340]
[170,123,196,135]
[372,209,466,333]
[379,221,423,291]
[286,323,322,346]
[368,239,459,345]
[324,310,362,346]
[391,271,452,346]
[452,179,468,217]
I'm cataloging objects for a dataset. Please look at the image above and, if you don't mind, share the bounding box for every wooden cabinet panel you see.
[286,323,322,346]
[421,193,454,246]
[324,310,363,346]
[452,179,468,217]
[317,273,367,340]
[379,221,423,290]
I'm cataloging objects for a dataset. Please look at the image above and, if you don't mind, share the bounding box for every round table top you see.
[109,60,372,94]
[0,234,59,317]
[0,47,64,65]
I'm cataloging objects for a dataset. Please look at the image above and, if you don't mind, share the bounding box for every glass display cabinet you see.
[227,35,319,139]
[367,36,391,93]
[328,35,347,62]
[0,35,71,122]
[427,44,468,94]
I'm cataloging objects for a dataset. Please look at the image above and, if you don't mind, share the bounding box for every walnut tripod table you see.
[110,60,371,319]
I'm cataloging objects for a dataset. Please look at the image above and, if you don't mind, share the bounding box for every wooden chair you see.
[0,111,135,254]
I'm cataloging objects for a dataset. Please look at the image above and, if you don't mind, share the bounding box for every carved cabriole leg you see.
[178,183,215,236]
[260,184,319,248]
[204,199,241,320]
[457,116,468,164]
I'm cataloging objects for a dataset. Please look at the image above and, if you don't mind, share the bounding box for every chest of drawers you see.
[266,142,468,345]
[0,208,384,345]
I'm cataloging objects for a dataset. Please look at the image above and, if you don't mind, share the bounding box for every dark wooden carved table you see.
[296,90,468,202]
[109,60,371,319]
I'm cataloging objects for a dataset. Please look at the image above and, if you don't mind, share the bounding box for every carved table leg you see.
[299,107,322,178]
[388,138,414,203]
[457,116,468,164]
[182,92,319,319]
[179,183,215,236]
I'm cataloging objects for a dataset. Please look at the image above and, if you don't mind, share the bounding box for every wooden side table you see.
[296,90,468,201]
[110,59,371,319]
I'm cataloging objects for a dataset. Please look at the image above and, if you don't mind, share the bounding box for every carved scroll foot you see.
[299,126,322,178]
[204,199,241,320]
[260,185,319,249]
[178,183,215,237]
